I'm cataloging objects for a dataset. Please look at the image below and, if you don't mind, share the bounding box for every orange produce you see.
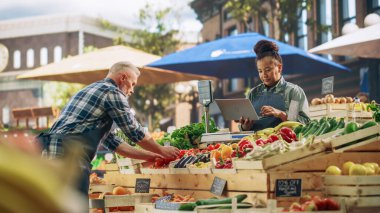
[112,186,131,195]
[221,146,232,159]
[210,150,222,161]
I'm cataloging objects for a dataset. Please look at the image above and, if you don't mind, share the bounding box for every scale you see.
[197,80,213,133]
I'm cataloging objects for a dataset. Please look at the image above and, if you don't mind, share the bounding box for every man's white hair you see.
[109,61,140,76]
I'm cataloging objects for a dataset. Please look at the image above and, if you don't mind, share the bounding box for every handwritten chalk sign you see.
[210,176,227,196]
[275,179,302,197]
[155,195,181,210]
[135,178,150,193]
[322,76,334,95]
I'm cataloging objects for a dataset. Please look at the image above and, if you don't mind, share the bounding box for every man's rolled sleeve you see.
[105,90,145,143]
[102,133,123,151]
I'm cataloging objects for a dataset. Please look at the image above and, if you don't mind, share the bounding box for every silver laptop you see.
[215,98,260,121]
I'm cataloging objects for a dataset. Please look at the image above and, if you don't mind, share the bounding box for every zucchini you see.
[179,202,197,211]
[196,194,247,206]
[360,121,377,130]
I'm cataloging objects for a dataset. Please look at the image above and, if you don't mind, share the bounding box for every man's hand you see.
[159,146,180,159]
[261,105,287,121]
[238,116,254,131]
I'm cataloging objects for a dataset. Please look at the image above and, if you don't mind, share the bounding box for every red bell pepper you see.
[255,138,266,146]
[279,127,297,143]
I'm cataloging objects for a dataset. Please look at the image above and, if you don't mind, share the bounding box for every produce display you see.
[294,117,345,138]
[310,94,353,105]
[367,101,380,122]
[282,195,340,212]
[178,194,251,211]
[325,161,380,176]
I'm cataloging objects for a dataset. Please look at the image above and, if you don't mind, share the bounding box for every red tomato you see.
[214,143,221,149]
[207,144,215,151]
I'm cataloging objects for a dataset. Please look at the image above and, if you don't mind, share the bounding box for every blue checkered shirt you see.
[46,78,145,159]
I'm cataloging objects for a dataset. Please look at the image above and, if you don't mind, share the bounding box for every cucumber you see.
[196,194,247,206]
[179,202,197,211]
[360,121,377,130]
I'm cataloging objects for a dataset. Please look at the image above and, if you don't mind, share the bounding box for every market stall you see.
[90,105,380,212]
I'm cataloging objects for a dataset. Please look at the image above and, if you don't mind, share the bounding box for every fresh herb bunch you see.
[367,101,380,122]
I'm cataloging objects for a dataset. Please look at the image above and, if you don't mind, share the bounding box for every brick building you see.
[0,14,132,126]
[190,0,380,129]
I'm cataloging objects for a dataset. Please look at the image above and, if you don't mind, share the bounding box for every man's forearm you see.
[137,134,164,155]
[115,143,157,161]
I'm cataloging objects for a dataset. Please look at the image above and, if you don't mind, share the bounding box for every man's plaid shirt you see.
[46,78,145,158]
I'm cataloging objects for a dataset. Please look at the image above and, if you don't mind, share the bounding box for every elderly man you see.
[37,61,179,204]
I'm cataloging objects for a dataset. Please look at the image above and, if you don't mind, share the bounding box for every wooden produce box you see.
[323,175,380,209]
[327,125,380,152]
[309,104,348,120]
[104,194,153,213]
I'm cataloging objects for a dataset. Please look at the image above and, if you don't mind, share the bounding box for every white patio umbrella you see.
[17,45,213,85]
[309,23,380,58]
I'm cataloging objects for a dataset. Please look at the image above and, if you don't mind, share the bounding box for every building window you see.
[296,7,308,50]
[246,17,254,32]
[318,0,333,59]
[40,47,48,65]
[341,0,356,24]
[26,48,34,68]
[227,78,239,92]
[13,50,21,69]
[367,0,380,14]
[223,10,233,22]
[54,46,62,63]
[227,26,238,36]
[263,19,270,36]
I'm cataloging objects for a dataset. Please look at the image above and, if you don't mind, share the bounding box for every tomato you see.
[207,144,215,151]
[214,143,221,149]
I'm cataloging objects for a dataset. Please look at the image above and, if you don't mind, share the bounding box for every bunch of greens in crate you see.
[157,117,218,150]
[367,101,380,122]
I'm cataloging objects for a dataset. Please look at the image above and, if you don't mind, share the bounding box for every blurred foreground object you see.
[0,143,86,213]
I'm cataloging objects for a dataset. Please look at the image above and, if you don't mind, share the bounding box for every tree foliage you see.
[225,0,313,42]
[101,4,179,130]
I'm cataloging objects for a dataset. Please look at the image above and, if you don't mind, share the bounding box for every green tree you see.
[101,4,179,131]
[225,0,313,42]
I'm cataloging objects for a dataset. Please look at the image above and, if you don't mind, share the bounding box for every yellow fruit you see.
[370,163,379,171]
[325,166,342,175]
[342,161,355,175]
[231,143,238,150]
[365,167,376,175]
[377,167,380,175]
[221,146,232,159]
[363,162,376,171]
[349,164,367,176]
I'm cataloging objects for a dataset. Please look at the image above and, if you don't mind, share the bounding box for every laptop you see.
[214,98,260,121]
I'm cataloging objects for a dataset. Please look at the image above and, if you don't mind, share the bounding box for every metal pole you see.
[204,106,210,133]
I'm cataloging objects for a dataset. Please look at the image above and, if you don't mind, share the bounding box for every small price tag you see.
[322,76,334,95]
[275,179,302,197]
[155,195,181,210]
[135,178,150,193]
[210,176,227,196]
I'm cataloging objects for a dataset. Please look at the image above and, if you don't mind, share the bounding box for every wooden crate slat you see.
[104,194,153,207]
[269,172,324,191]
[234,160,264,170]
[268,152,380,172]
[334,137,380,153]
[104,173,269,192]
[330,125,380,149]
[323,175,380,185]
[330,196,380,207]
[262,142,328,170]
[325,186,380,196]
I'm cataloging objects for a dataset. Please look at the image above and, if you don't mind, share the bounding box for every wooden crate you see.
[323,175,380,208]
[104,194,153,213]
[327,125,380,152]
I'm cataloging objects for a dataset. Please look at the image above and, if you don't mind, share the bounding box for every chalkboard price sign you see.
[322,76,334,95]
[210,176,227,196]
[275,179,302,197]
[135,178,150,193]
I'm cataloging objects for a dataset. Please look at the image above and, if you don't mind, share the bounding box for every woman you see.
[239,40,310,131]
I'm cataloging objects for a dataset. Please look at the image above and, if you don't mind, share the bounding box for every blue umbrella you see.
[149,33,350,79]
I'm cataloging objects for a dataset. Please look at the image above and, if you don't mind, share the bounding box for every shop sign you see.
[210,176,227,196]
[135,178,150,193]
[275,179,302,197]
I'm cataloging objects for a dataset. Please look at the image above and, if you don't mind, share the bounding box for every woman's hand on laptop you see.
[239,116,254,131]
